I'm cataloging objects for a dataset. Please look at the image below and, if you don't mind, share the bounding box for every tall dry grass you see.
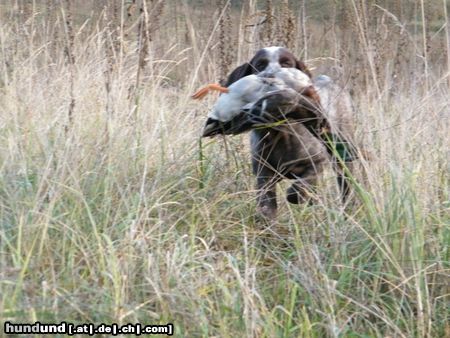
[0,1,449,337]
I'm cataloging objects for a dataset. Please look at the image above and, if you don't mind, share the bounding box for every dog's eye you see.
[254,60,268,71]
[280,59,293,67]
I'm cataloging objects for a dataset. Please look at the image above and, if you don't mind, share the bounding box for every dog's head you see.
[223,46,312,86]
[220,46,327,135]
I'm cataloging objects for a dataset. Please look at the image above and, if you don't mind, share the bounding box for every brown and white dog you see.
[221,46,355,219]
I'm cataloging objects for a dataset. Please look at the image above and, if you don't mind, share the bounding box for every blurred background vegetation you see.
[1,0,449,89]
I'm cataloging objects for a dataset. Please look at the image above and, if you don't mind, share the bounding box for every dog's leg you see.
[286,161,323,204]
[286,170,319,205]
[255,169,278,220]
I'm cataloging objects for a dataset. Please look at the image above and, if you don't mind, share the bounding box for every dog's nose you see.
[263,63,281,76]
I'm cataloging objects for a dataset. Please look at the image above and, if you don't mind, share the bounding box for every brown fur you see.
[223,47,332,219]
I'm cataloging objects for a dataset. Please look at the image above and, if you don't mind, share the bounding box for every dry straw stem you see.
[420,0,430,91]
[61,0,76,133]
[279,0,295,50]
[187,0,231,93]
[218,0,233,80]
[444,0,450,89]
[263,0,274,44]
[349,0,381,98]
[136,0,149,78]
[300,0,307,59]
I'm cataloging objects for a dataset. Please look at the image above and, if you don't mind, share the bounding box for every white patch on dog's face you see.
[262,46,283,75]
[263,46,283,56]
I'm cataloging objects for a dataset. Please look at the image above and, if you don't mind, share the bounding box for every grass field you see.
[0,1,449,337]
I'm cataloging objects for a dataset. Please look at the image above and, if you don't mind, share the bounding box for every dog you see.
[222,46,355,219]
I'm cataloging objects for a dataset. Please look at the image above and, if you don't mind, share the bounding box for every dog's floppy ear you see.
[221,63,254,87]
[295,59,313,78]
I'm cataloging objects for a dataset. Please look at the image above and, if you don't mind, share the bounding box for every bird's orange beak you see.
[191,83,229,100]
